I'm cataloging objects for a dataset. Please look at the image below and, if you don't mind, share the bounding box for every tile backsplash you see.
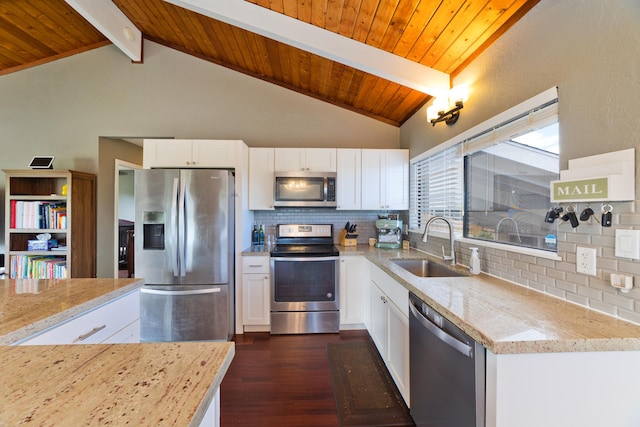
[252,208,400,245]
[406,201,640,325]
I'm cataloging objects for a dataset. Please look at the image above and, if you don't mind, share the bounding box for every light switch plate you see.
[576,247,597,276]
[615,229,640,260]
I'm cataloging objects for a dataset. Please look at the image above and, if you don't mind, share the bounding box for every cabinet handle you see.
[248,264,262,268]
[73,325,107,343]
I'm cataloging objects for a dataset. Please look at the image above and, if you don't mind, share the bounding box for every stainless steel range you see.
[270,224,340,334]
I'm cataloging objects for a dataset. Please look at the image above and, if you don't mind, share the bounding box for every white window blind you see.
[456,99,558,157]
[410,145,463,233]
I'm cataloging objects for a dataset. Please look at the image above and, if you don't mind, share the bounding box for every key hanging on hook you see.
[580,206,600,224]
[601,204,613,227]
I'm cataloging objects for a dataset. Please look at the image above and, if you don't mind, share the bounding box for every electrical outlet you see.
[576,246,597,276]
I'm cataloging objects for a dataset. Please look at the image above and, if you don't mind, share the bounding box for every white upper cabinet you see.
[274,148,337,172]
[336,149,362,210]
[361,149,409,210]
[249,147,275,210]
[143,139,237,168]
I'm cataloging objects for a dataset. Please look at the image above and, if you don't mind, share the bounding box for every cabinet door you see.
[361,149,383,209]
[249,148,275,210]
[384,149,409,210]
[305,148,337,172]
[387,300,410,404]
[242,273,271,326]
[274,148,336,172]
[242,256,270,326]
[361,149,408,210]
[368,281,388,357]
[143,139,192,168]
[274,148,305,171]
[339,256,366,325]
[336,149,361,210]
[192,140,236,168]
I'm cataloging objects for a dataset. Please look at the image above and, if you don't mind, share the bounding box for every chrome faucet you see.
[421,216,456,266]
[496,217,522,242]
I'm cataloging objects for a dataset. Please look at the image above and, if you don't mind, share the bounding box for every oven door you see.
[270,256,339,312]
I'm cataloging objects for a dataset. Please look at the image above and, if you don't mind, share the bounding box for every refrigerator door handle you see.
[178,177,187,277]
[171,177,180,277]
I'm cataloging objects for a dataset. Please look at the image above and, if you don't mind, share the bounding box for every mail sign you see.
[551,178,609,201]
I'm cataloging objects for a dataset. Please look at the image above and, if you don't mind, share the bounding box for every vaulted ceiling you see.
[0,0,539,126]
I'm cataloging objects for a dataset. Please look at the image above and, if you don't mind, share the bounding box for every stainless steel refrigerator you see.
[134,169,234,342]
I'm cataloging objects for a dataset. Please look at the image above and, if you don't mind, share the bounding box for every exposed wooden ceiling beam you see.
[65,0,142,62]
[162,0,450,97]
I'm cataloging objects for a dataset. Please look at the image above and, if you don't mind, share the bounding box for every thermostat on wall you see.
[29,156,54,169]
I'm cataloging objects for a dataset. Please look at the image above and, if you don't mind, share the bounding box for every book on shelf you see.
[10,201,67,229]
[10,255,67,279]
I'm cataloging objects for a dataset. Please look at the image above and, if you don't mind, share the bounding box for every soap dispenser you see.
[469,247,480,275]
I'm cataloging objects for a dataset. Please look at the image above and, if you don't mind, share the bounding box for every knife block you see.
[339,229,358,246]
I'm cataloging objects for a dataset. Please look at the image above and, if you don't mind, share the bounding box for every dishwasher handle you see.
[410,302,473,358]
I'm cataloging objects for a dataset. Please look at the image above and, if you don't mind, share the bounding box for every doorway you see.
[114,159,141,277]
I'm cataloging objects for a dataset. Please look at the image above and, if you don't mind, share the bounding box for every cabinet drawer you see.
[19,290,140,345]
[242,256,270,274]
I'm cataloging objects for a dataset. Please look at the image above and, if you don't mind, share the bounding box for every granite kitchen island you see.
[0,278,235,426]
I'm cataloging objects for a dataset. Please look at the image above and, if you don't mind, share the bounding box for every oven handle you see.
[271,256,340,262]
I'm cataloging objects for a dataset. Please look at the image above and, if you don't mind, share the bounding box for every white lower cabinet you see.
[339,256,366,327]
[18,289,140,345]
[366,261,410,405]
[368,281,388,355]
[242,256,270,331]
[387,297,410,400]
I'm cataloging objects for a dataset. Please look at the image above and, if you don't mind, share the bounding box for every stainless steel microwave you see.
[274,171,337,207]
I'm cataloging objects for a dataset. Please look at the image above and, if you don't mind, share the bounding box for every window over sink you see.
[410,88,559,252]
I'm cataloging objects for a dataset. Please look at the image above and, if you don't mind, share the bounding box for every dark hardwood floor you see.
[220,330,372,426]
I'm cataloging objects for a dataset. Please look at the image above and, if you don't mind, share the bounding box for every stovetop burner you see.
[270,224,339,257]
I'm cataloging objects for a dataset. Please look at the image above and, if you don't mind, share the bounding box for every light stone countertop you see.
[241,244,273,255]
[362,247,640,354]
[0,278,235,426]
[0,278,144,345]
[243,244,640,354]
[0,341,234,426]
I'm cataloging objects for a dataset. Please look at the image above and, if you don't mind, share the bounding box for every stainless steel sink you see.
[391,259,464,278]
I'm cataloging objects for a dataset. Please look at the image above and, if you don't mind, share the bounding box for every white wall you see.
[0,40,399,274]
[401,0,640,324]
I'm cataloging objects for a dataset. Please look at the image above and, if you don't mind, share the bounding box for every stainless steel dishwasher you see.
[409,292,486,427]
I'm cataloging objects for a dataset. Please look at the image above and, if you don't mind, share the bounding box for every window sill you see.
[457,237,562,261]
[408,229,562,261]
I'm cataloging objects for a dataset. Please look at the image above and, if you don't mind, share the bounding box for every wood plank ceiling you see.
[0,0,539,126]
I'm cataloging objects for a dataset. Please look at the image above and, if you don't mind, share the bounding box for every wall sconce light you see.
[426,84,469,126]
